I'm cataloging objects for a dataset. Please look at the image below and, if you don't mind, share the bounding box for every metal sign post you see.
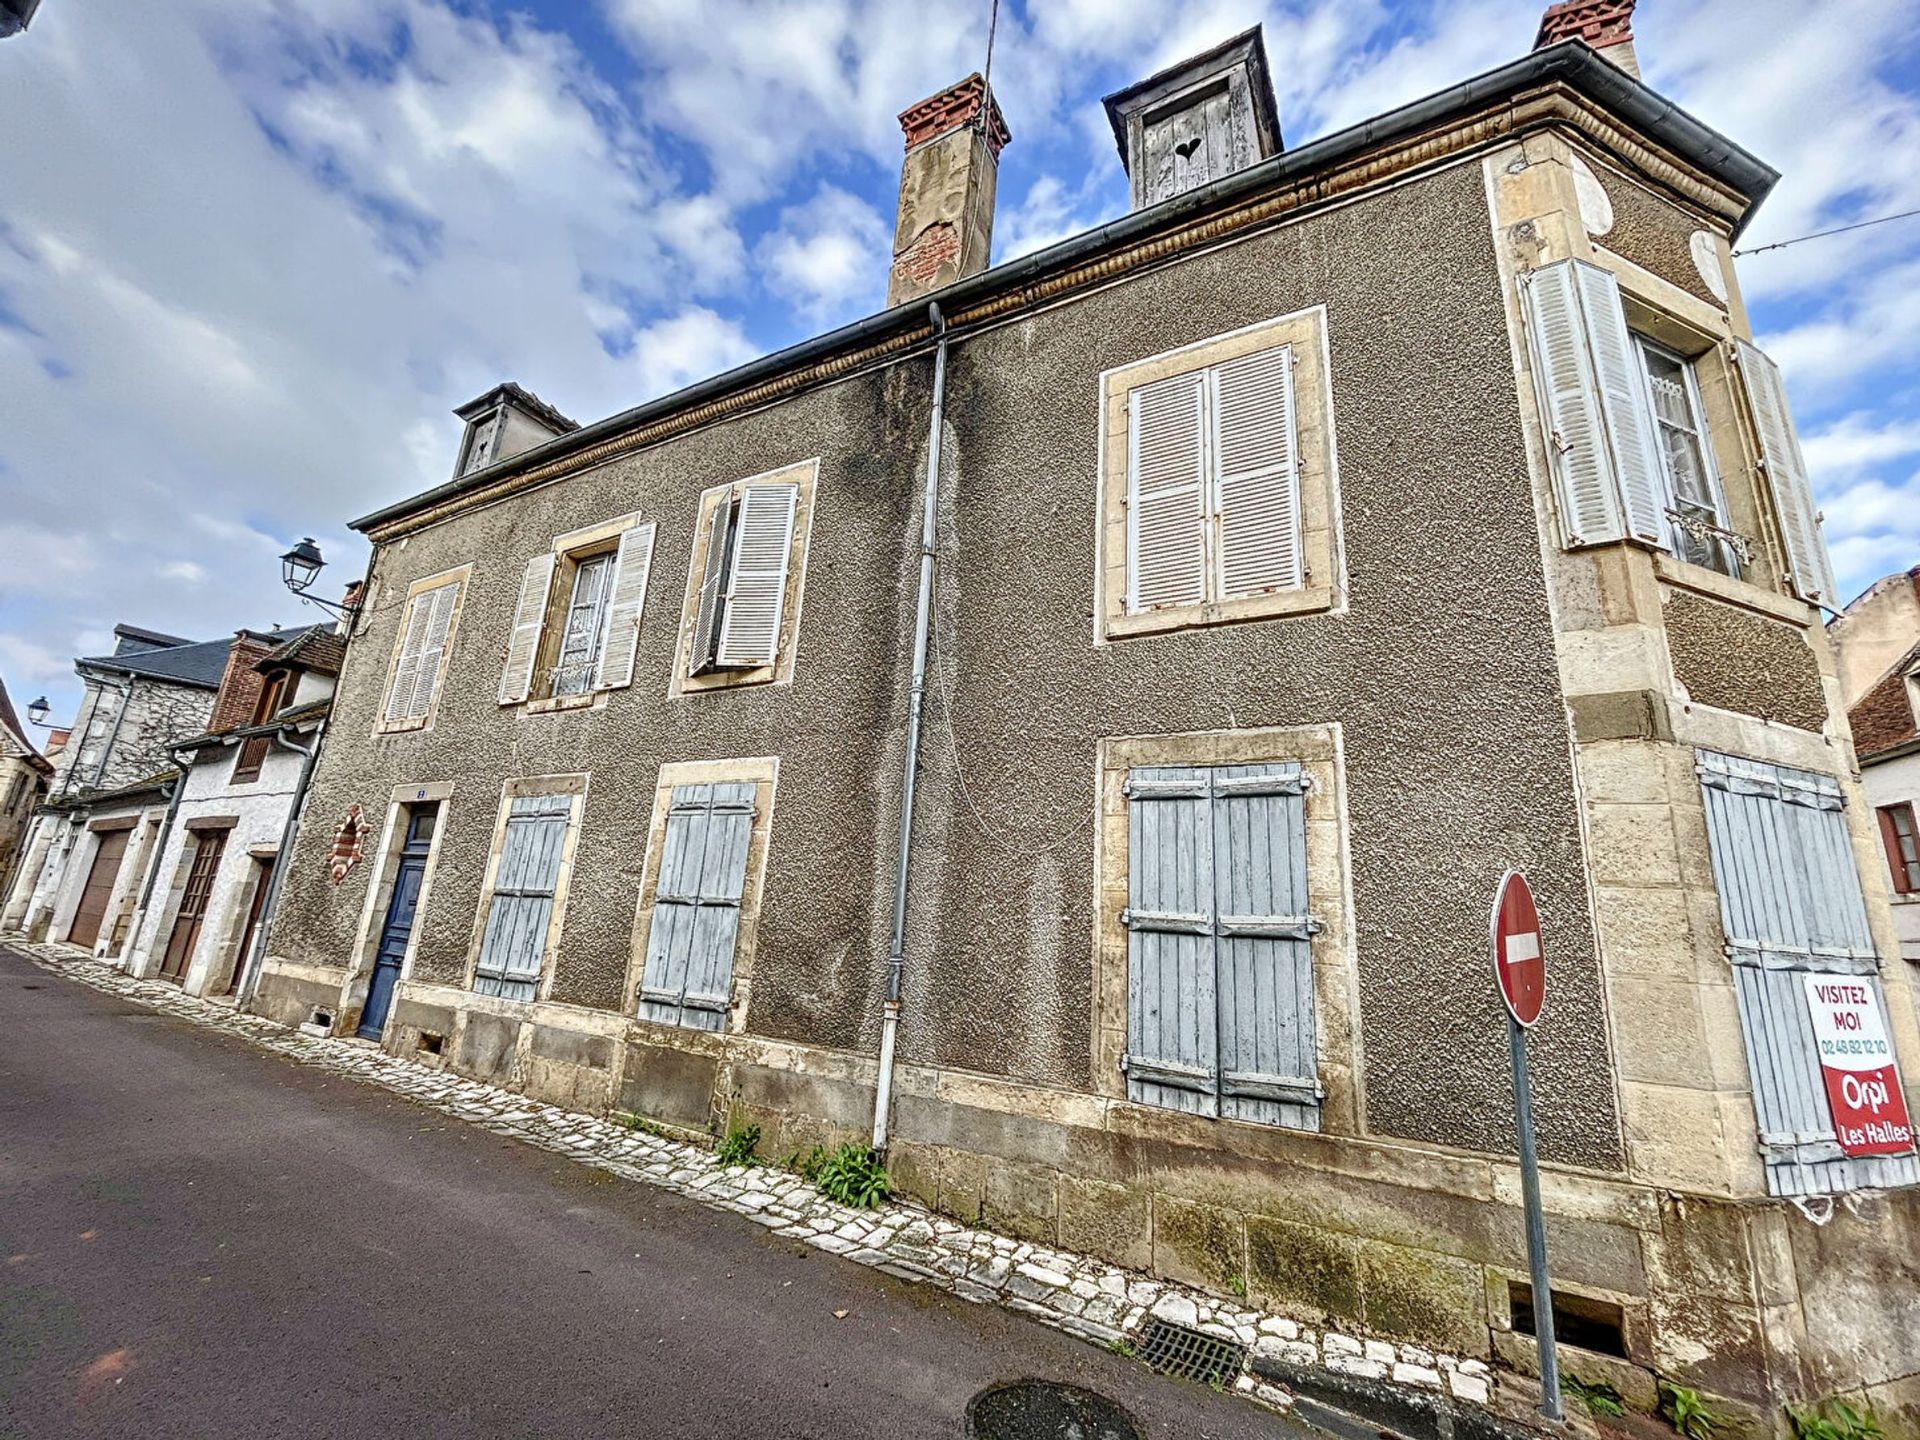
[1491,870,1561,1422]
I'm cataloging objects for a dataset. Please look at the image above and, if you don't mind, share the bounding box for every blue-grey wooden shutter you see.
[1213,764,1322,1130]
[1124,768,1219,1114]
[1124,764,1322,1128]
[473,792,571,1002]
[638,782,755,1030]
[689,492,736,676]
[1696,750,1920,1196]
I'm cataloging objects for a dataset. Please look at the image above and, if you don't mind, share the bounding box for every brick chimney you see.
[887,74,1010,308]
[1534,0,1639,79]
[208,632,275,733]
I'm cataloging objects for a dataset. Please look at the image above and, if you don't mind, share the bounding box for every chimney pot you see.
[887,74,1009,307]
[1534,0,1640,78]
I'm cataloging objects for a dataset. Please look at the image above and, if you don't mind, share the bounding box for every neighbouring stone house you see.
[0,676,53,899]
[253,4,1920,1429]
[117,625,340,999]
[1833,567,1920,967]
[0,624,296,957]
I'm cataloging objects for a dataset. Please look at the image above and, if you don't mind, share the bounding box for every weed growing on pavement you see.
[1106,1337,1136,1358]
[1789,1399,1883,1440]
[613,1110,669,1139]
[1565,1376,1627,1417]
[813,1142,889,1209]
[1662,1383,1716,1438]
[715,1123,761,1167]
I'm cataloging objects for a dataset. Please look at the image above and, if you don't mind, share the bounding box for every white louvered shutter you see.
[384,590,434,722]
[405,582,459,720]
[715,482,798,668]
[498,552,556,705]
[1524,261,1625,547]
[1211,345,1302,598]
[1127,371,1208,611]
[1575,262,1666,545]
[1735,340,1837,605]
[689,492,736,677]
[594,522,656,690]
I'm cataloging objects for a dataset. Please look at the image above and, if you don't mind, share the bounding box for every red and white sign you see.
[1490,870,1545,1027]
[1802,976,1914,1157]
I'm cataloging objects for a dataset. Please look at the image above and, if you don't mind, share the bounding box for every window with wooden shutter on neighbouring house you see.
[473,791,573,1002]
[637,782,756,1030]
[1733,339,1839,606]
[381,576,463,730]
[1123,763,1321,1132]
[1877,803,1920,896]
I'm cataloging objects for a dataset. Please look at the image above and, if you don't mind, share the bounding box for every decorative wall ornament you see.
[1570,153,1614,236]
[328,804,366,885]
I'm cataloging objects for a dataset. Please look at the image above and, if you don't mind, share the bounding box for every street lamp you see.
[278,537,359,622]
[26,696,50,727]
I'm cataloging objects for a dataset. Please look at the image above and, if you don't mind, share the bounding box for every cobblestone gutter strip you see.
[13,942,1496,1420]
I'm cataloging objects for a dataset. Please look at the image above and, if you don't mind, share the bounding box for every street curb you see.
[7,939,1522,1431]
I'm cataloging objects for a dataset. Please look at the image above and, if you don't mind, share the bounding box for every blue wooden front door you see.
[357,808,435,1040]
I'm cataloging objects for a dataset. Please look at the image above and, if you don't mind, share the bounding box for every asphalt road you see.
[0,944,1300,1439]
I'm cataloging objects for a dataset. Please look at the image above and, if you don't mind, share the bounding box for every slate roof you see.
[455,381,579,434]
[42,768,179,812]
[77,626,306,690]
[175,697,331,753]
[112,623,194,653]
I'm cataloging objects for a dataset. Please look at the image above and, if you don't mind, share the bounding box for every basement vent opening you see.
[417,1031,445,1057]
[307,1007,335,1030]
[1509,1281,1627,1359]
[1136,1318,1247,1387]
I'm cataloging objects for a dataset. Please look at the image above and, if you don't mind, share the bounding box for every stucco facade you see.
[254,40,1917,1433]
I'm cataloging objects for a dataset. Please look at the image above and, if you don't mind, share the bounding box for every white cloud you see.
[158,561,211,585]
[625,307,759,400]
[756,185,889,324]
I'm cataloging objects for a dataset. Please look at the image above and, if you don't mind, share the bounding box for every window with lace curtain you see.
[1634,336,1738,578]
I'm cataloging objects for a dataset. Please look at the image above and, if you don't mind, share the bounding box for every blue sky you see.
[2,0,1918,732]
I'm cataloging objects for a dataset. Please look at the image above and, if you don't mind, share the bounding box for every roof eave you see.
[351,41,1776,536]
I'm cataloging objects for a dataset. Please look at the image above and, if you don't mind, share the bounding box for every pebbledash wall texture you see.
[255,33,1920,1435]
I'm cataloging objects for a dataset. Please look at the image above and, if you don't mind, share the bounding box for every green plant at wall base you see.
[1788,1400,1883,1440]
[783,1145,828,1181]
[1662,1383,1717,1438]
[614,1110,668,1138]
[715,1123,760,1167]
[1106,1337,1135,1359]
[813,1142,890,1209]
[1227,1275,1247,1298]
[1564,1376,1627,1418]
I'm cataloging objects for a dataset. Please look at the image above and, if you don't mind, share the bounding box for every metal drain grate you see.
[1136,1318,1247,1387]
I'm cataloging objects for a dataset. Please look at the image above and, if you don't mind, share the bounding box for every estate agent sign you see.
[1801,976,1915,1156]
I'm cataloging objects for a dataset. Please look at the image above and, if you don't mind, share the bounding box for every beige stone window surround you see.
[342,780,456,1009]
[669,460,817,698]
[503,511,656,715]
[622,756,779,1037]
[461,773,589,1003]
[373,564,472,736]
[1091,724,1361,1137]
[1096,308,1342,644]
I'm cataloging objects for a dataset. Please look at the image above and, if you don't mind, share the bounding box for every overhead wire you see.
[1733,206,1920,256]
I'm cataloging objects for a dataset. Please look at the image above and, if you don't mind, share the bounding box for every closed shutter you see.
[498,553,556,705]
[1124,763,1322,1129]
[716,483,798,668]
[405,581,459,721]
[1212,346,1302,599]
[1696,751,1920,1196]
[1213,765,1321,1130]
[473,792,571,1002]
[638,782,755,1031]
[594,522,656,690]
[1522,260,1665,548]
[689,491,737,676]
[1127,372,1208,612]
[384,590,434,722]
[1734,340,1837,605]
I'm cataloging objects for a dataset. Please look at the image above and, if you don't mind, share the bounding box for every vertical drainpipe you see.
[119,747,194,969]
[234,718,324,1010]
[871,301,949,1153]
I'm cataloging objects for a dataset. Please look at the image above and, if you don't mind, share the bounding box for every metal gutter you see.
[871,301,948,1154]
[351,42,1776,538]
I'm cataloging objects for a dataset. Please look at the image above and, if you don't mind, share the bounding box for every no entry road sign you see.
[1491,870,1545,1027]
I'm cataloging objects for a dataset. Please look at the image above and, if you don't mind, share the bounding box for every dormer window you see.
[1103,29,1282,212]
[452,383,580,482]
